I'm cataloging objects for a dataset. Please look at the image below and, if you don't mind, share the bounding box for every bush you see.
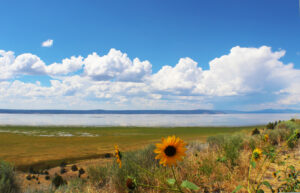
[222,135,243,167]
[267,122,276,130]
[79,168,85,175]
[29,167,37,174]
[45,175,50,180]
[60,168,67,174]
[208,134,243,168]
[207,135,226,149]
[26,175,32,181]
[0,161,20,193]
[60,161,67,168]
[52,174,66,188]
[104,153,111,158]
[71,165,78,172]
[251,128,260,135]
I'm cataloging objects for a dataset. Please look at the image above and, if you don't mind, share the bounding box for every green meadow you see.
[0,125,256,171]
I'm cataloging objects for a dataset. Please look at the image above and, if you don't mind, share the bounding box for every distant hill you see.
[0,109,223,114]
[0,109,299,114]
[223,109,300,114]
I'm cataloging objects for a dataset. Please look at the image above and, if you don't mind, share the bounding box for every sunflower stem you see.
[247,158,253,193]
[171,166,184,193]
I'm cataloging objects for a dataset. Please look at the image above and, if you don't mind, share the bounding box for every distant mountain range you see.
[0,109,299,114]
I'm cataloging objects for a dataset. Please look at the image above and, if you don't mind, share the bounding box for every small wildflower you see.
[154,135,187,167]
[126,178,136,190]
[114,145,122,168]
[252,148,262,162]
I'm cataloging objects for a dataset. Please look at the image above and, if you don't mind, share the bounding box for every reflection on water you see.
[0,113,299,126]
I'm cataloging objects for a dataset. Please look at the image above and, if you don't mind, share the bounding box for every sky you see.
[0,0,300,110]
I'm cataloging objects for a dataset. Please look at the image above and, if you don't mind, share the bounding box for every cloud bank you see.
[0,46,299,109]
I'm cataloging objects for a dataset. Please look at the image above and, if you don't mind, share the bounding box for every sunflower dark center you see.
[164,145,176,157]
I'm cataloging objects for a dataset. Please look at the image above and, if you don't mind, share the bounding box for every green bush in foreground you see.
[0,161,20,193]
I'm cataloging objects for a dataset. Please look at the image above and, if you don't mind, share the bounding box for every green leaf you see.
[180,180,199,190]
[217,156,227,163]
[261,181,274,192]
[256,189,264,193]
[262,181,272,189]
[250,161,256,168]
[167,178,175,186]
[288,165,295,172]
[231,185,244,193]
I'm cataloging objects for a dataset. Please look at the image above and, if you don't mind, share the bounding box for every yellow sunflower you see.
[264,134,269,142]
[154,135,187,167]
[114,145,122,168]
[252,148,262,162]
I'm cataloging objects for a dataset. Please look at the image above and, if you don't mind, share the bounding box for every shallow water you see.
[0,113,299,126]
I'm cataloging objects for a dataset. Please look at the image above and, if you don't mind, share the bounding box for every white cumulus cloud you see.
[84,48,152,82]
[193,46,293,96]
[150,57,203,94]
[46,56,84,75]
[41,39,53,47]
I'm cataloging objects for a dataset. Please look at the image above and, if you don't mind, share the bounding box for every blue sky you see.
[0,0,300,110]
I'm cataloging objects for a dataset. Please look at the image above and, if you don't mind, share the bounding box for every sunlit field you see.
[0,125,256,171]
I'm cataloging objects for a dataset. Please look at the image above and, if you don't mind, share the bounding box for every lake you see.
[0,113,299,126]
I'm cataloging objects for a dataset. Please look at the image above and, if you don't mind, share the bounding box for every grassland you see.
[0,125,257,171]
[0,120,299,192]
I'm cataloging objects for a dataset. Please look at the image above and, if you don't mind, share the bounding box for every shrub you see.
[26,175,32,181]
[207,135,226,149]
[52,174,66,188]
[222,135,243,167]
[208,134,243,169]
[71,165,78,172]
[78,168,85,177]
[79,168,85,175]
[29,167,36,174]
[60,168,67,174]
[251,128,260,135]
[104,153,111,158]
[267,122,276,130]
[45,175,50,180]
[60,161,67,168]
[0,161,20,193]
